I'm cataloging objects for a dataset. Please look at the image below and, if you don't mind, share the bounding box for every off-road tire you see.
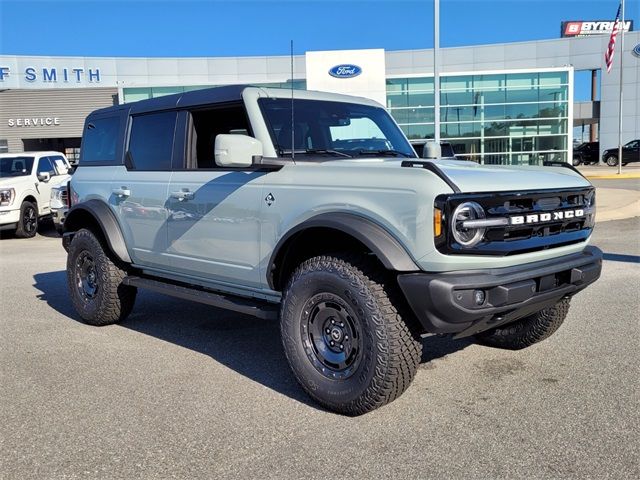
[280,254,422,415]
[67,228,136,326]
[15,201,38,238]
[606,155,618,167]
[474,299,570,350]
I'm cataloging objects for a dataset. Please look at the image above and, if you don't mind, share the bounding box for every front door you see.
[623,140,639,163]
[34,156,57,214]
[166,170,265,289]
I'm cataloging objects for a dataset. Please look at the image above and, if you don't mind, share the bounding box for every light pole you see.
[434,0,440,144]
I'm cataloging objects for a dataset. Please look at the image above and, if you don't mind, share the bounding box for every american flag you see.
[604,3,622,73]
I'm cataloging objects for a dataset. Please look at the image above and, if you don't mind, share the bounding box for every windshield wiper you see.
[280,149,352,158]
[355,149,413,158]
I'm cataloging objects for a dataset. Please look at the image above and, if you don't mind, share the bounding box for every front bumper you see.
[0,209,21,229]
[51,207,68,230]
[398,246,602,338]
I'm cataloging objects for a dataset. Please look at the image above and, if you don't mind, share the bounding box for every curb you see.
[586,174,640,180]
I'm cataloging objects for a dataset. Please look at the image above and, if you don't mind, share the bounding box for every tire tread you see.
[281,253,422,415]
[474,299,570,350]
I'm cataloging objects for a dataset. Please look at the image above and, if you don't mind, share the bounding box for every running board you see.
[123,276,278,320]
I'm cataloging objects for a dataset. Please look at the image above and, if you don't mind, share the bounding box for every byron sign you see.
[561,20,633,37]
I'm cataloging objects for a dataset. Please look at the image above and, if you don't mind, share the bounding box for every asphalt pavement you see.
[1,217,638,479]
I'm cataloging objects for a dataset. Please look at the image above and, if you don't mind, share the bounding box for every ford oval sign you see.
[633,43,640,58]
[328,64,362,79]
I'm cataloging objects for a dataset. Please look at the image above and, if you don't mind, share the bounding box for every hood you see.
[431,160,591,193]
[0,175,34,188]
[325,158,591,193]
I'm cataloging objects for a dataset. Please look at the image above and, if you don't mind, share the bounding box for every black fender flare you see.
[267,212,420,289]
[63,199,132,264]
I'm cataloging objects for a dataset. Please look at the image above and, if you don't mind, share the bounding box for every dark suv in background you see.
[572,142,599,166]
[603,139,640,167]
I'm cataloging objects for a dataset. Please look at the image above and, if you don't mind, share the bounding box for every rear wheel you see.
[606,155,618,167]
[280,254,422,415]
[67,228,136,325]
[15,201,38,238]
[474,299,570,350]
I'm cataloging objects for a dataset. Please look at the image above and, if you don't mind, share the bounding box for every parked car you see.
[50,183,69,234]
[572,142,599,166]
[0,152,72,237]
[63,86,601,415]
[410,140,457,159]
[603,139,640,166]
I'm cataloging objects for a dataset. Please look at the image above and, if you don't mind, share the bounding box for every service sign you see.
[561,20,633,37]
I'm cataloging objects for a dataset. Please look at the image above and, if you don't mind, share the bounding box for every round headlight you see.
[451,201,486,247]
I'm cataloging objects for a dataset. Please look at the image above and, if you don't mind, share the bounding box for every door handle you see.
[170,190,194,201]
[112,187,131,198]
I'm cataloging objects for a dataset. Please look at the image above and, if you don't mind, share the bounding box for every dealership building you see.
[1,30,638,164]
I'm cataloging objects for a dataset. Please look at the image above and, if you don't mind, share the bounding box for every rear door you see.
[110,110,177,270]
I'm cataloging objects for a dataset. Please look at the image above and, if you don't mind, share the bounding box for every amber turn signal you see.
[433,207,442,237]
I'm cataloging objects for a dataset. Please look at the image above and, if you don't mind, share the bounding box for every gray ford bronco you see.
[63,86,601,415]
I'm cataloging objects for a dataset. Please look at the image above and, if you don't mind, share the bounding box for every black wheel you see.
[67,228,136,326]
[280,254,422,415]
[606,155,618,167]
[572,157,581,166]
[474,299,570,350]
[15,201,38,238]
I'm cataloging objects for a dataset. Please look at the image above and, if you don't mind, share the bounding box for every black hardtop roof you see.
[88,84,253,117]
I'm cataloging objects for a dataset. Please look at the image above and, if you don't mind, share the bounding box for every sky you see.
[1,0,638,58]
[0,0,638,103]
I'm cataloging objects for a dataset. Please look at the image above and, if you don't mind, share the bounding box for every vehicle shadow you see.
[602,252,640,264]
[33,270,471,410]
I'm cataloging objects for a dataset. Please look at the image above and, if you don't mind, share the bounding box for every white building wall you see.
[1,32,638,158]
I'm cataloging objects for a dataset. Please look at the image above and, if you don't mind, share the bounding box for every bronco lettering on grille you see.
[510,209,585,225]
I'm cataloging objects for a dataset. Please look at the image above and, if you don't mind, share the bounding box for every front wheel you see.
[67,228,137,326]
[606,155,619,167]
[474,299,570,350]
[572,157,582,166]
[280,254,422,415]
[15,201,38,238]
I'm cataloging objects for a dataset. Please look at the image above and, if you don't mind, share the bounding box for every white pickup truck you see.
[0,151,72,238]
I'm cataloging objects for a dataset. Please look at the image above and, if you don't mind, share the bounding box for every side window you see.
[81,116,121,163]
[128,111,177,171]
[36,157,56,176]
[189,104,252,169]
[49,155,69,175]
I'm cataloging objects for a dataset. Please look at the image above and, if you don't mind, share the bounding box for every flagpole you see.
[617,0,625,175]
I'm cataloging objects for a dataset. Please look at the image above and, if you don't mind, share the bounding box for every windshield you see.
[259,98,416,159]
[0,157,34,178]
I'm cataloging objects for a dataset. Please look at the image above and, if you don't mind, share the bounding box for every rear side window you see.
[128,111,177,170]
[82,116,120,163]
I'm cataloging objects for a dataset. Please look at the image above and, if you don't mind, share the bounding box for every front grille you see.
[436,187,595,256]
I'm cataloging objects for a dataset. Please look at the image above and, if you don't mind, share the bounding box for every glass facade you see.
[386,70,570,165]
[122,80,307,103]
[120,69,569,166]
